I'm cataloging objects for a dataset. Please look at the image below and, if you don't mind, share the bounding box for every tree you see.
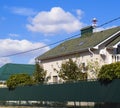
[87,60,101,80]
[6,73,33,90]
[33,63,46,83]
[98,62,120,81]
[54,58,87,82]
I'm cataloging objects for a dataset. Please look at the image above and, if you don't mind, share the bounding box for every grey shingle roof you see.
[106,35,120,48]
[37,26,120,60]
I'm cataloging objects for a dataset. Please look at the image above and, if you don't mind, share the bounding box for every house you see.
[0,63,35,87]
[36,26,120,83]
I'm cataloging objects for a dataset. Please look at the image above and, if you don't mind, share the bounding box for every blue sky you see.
[0,0,120,66]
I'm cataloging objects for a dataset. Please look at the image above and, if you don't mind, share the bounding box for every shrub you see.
[98,62,120,81]
[6,73,33,90]
[113,62,120,78]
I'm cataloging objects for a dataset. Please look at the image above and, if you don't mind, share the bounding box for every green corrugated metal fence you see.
[0,79,120,102]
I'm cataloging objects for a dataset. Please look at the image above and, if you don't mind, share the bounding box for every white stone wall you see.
[40,48,114,83]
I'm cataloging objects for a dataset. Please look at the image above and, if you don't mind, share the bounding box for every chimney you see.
[81,26,93,38]
[92,18,97,28]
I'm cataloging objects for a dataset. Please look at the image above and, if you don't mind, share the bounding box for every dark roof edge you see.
[107,41,120,49]
[38,47,95,61]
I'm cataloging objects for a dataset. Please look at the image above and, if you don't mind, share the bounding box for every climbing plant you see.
[54,58,87,82]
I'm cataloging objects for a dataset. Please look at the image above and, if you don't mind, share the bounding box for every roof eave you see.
[38,47,95,61]
[94,30,120,49]
[113,41,120,48]
[106,40,120,49]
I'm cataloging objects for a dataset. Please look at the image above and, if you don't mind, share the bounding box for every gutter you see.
[38,48,96,61]
[88,48,94,57]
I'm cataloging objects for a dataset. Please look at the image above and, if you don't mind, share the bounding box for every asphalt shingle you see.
[37,26,120,60]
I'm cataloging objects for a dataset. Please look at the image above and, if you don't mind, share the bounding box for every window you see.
[81,62,87,72]
[53,76,58,83]
[115,55,120,62]
[117,45,120,54]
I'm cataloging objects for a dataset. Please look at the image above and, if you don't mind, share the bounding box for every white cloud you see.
[0,57,11,67]
[0,38,50,59]
[28,58,35,64]
[93,26,117,32]
[93,27,105,32]
[8,33,19,37]
[26,7,84,35]
[76,9,83,19]
[11,7,37,16]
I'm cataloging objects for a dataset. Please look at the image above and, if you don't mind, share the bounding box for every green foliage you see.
[114,62,120,79]
[6,73,33,90]
[87,60,100,79]
[6,63,47,90]
[54,58,87,82]
[33,63,46,84]
[98,62,120,81]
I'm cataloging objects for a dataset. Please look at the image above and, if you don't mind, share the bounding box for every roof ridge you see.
[3,63,35,66]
